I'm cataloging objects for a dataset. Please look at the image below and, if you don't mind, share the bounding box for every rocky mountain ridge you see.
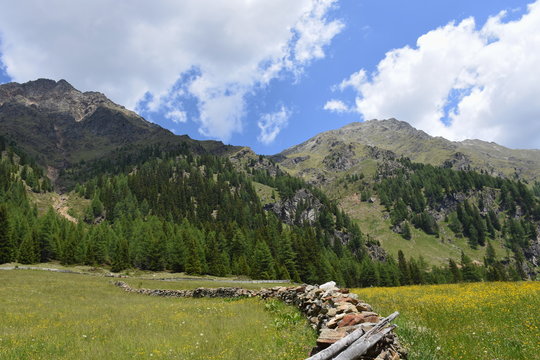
[0,79,238,179]
[0,79,144,123]
[276,118,540,184]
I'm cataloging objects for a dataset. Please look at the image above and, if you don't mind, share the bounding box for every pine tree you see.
[401,221,412,240]
[111,236,130,272]
[448,258,461,283]
[252,240,276,280]
[18,230,39,264]
[397,250,410,286]
[0,205,12,264]
[360,259,379,287]
[461,252,482,282]
[169,231,186,273]
[484,240,496,266]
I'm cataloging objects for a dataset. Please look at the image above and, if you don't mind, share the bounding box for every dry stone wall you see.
[114,281,406,359]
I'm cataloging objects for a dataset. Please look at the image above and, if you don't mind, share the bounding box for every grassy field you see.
[353,282,540,360]
[339,195,508,266]
[0,270,315,360]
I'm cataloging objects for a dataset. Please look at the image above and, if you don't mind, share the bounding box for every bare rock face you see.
[323,143,358,171]
[264,188,323,226]
[0,78,144,123]
[443,152,472,171]
[524,227,540,271]
[229,147,281,177]
[0,79,218,179]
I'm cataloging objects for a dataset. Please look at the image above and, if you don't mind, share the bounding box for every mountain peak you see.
[0,79,125,122]
[277,119,540,183]
[24,78,75,93]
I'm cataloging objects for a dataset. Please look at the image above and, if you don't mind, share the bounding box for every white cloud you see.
[338,69,366,91]
[331,1,540,149]
[257,106,291,145]
[324,99,350,113]
[0,0,343,142]
[165,110,187,124]
[293,0,344,64]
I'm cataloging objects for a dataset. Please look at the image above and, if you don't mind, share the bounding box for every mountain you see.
[275,118,540,184]
[274,119,540,275]
[0,79,538,285]
[0,79,237,181]
[0,78,381,287]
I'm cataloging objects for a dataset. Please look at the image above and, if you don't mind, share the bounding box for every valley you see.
[1,79,540,360]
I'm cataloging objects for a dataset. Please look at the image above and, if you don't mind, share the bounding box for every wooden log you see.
[333,324,396,360]
[305,311,399,360]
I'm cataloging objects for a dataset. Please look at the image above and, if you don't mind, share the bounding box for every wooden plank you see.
[333,325,396,360]
[305,311,399,360]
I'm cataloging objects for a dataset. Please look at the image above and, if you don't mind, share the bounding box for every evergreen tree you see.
[401,221,412,240]
[111,236,130,272]
[397,250,410,286]
[461,252,482,282]
[484,240,496,266]
[0,205,12,264]
[18,230,39,264]
[448,258,462,283]
[252,240,276,280]
[360,259,379,287]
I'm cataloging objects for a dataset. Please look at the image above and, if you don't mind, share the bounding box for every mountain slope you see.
[274,119,540,274]
[276,118,540,184]
[0,79,238,174]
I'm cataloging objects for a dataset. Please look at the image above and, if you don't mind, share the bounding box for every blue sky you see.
[0,0,538,153]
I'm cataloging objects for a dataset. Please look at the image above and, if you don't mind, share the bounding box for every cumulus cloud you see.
[324,99,350,113]
[293,0,344,64]
[0,0,343,142]
[329,1,540,149]
[165,110,187,124]
[257,106,291,145]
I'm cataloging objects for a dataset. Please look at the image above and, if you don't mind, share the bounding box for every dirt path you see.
[53,195,78,223]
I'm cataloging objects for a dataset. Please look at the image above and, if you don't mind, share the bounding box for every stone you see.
[356,302,373,312]
[327,308,337,317]
[319,281,337,291]
[337,312,380,328]
[340,297,359,305]
[336,303,357,314]
[326,317,340,329]
[316,328,349,345]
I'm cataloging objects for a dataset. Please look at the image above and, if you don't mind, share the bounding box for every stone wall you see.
[114,281,406,359]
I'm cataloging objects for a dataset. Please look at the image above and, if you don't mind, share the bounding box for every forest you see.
[0,137,538,286]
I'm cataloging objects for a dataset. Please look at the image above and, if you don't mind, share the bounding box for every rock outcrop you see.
[264,188,323,226]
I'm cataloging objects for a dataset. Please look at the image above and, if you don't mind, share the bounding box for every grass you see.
[252,181,280,205]
[0,270,315,360]
[1,262,294,290]
[353,282,540,360]
[28,191,89,219]
[339,194,508,265]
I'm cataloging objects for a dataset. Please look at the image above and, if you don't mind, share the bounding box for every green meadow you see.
[353,282,540,360]
[0,270,315,360]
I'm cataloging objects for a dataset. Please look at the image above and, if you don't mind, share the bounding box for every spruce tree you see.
[252,240,276,280]
[448,258,461,283]
[0,205,12,264]
[484,240,496,266]
[18,231,38,264]
[397,250,411,286]
[111,236,130,272]
[461,252,482,282]
[401,221,412,240]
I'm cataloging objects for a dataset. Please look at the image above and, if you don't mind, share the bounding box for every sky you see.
[0,0,539,154]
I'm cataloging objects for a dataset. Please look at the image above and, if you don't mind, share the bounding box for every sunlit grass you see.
[0,271,315,360]
[353,282,540,360]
